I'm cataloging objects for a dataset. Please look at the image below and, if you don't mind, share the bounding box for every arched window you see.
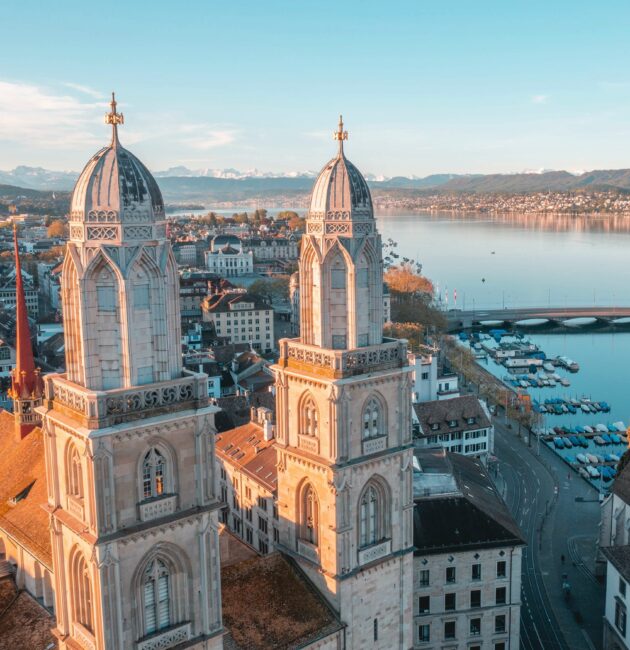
[358,480,390,549]
[300,395,319,437]
[143,559,171,635]
[143,449,165,500]
[363,397,382,439]
[300,483,319,546]
[66,443,83,499]
[71,550,93,632]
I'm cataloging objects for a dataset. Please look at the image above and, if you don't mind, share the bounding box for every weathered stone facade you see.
[272,119,414,649]
[38,97,223,650]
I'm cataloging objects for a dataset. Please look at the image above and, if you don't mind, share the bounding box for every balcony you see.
[358,539,391,567]
[136,622,191,650]
[277,337,407,379]
[138,494,177,522]
[362,435,387,455]
[45,370,209,429]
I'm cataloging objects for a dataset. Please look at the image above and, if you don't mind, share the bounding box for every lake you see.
[375,211,630,310]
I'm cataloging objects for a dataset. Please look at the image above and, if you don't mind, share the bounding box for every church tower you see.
[273,118,414,649]
[39,95,223,650]
[8,224,44,439]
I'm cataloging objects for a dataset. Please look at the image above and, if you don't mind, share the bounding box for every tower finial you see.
[105,91,124,145]
[333,114,348,154]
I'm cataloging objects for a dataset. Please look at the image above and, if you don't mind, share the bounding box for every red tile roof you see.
[215,422,277,492]
[0,410,51,567]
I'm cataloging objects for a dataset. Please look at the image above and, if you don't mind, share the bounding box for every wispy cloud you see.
[0,80,106,149]
[62,82,103,99]
[531,94,548,104]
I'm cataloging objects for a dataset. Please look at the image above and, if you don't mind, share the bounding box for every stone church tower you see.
[38,96,223,650]
[273,118,414,649]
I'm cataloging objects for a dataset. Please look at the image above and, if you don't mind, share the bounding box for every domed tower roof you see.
[68,93,166,245]
[308,116,373,221]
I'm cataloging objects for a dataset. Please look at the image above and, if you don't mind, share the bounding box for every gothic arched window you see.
[71,550,93,632]
[142,448,166,500]
[300,483,319,546]
[358,480,390,549]
[66,443,83,499]
[300,395,319,437]
[143,559,171,635]
[362,397,383,439]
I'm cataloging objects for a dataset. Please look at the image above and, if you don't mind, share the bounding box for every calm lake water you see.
[373,211,630,488]
[375,211,630,310]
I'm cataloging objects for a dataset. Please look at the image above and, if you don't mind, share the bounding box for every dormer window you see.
[448,419,458,428]
[466,416,476,425]
[430,423,440,431]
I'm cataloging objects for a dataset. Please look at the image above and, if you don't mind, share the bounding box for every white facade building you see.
[413,448,524,649]
[205,239,253,277]
[413,394,494,462]
[602,546,630,649]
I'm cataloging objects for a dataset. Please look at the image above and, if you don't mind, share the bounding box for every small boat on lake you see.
[578,435,589,447]
[553,437,565,449]
[584,425,594,434]
[587,466,600,478]
[596,424,609,433]
[581,404,591,413]
[587,453,599,464]
[610,433,622,444]
[594,436,606,446]
[576,453,588,464]
[564,438,573,448]
[601,433,612,444]
[578,467,590,479]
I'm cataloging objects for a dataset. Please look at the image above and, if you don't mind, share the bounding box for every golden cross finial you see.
[333,114,348,154]
[105,92,124,144]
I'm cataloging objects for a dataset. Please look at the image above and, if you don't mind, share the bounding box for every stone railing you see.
[136,622,191,650]
[297,539,320,565]
[279,337,407,378]
[358,539,391,567]
[72,622,96,650]
[362,435,387,456]
[138,494,177,523]
[45,371,209,428]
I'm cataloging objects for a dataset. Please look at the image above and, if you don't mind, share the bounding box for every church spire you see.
[9,224,43,438]
[333,114,348,155]
[105,91,124,145]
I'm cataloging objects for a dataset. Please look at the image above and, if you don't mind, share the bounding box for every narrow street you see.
[492,417,604,650]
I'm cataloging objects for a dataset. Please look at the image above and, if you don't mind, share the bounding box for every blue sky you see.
[2,0,630,176]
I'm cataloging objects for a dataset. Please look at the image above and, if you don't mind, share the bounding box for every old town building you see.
[413,448,524,649]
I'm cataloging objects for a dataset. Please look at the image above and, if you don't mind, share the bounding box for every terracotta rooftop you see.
[215,422,277,493]
[202,292,270,314]
[0,410,51,567]
[221,542,342,650]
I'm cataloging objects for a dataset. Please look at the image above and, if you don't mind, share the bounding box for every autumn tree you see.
[383,322,423,349]
[384,263,445,335]
[47,220,67,238]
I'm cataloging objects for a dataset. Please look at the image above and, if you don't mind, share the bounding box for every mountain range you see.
[3,166,630,204]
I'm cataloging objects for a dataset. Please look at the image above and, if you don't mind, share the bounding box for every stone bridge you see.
[445,306,630,332]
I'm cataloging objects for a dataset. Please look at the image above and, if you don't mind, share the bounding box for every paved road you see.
[493,419,604,650]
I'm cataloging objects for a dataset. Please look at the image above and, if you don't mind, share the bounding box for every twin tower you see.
[36,100,414,649]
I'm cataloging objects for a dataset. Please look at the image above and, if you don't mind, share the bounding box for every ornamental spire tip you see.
[334,114,348,154]
[105,91,124,144]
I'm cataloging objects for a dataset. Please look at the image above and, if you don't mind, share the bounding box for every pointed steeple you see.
[105,91,124,146]
[9,224,43,438]
[333,114,348,156]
